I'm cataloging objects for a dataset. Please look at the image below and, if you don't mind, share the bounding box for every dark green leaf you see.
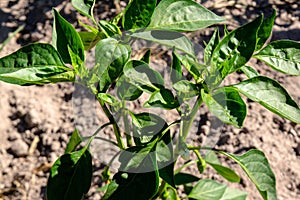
[207,15,263,88]
[108,170,159,200]
[144,88,180,109]
[71,0,95,19]
[116,75,143,101]
[65,129,82,154]
[78,31,104,51]
[240,65,259,78]
[123,60,164,93]
[254,40,300,75]
[157,132,175,188]
[174,173,199,185]
[201,87,246,128]
[123,0,157,30]
[204,28,220,65]
[256,10,276,51]
[130,30,195,58]
[0,43,75,85]
[47,146,92,200]
[99,20,122,37]
[171,51,183,84]
[206,161,240,182]
[233,76,300,124]
[93,38,131,92]
[141,49,151,64]
[148,0,224,31]
[221,149,277,200]
[52,9,85,66]
[131,112,166,145]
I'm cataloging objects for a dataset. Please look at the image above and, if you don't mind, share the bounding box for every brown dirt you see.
[0,0,300,199]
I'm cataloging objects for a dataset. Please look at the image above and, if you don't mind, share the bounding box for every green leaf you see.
[174,173,199,185]
[130,30,195,58]
[52,9,85,65]
[65,129,82,154]
[108,170,159,200]
[78,31,104,51]
[256,10,276,51]
[201,87,246,128]
[93,38,131,92]
[148,0,224,31]
[221,149,277,200]
[188,179,226,200]
[206,161,240,182]
[123,0,157,30]
[171,51,183,84]
[123,60,164,93]
[47,145,93,200]
[220,188,247,200]
[116,75,143,101]
[233,76,300,124]
[157,132,175,188]
[102,180,119,200]
[207,15,263,88]
[254,40,300,75]
[240,65,259,78]
[99,20,122,37]
[0,43,75,85]
[98,93,120,107]
[131,112,166,145]
[204,28,220,65]
[173,80,199,100]
[71,0,95,19]
[144,88,180,109]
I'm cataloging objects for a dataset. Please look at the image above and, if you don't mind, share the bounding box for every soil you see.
[0,0,300,200]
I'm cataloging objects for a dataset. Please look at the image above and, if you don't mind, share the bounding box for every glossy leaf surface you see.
[233,76,300,124]
[0,43,75,85]
[148,0,224,31]
[72,0,95,19]
[222,149,277,200]
[123,0,156,30]
[254,40,300,75]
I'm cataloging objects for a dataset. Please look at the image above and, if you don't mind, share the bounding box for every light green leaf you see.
[78,31,104,51]
[123,60,164,93]
[206,161,240,182]
[256,10,276,51]
[188,179,247,200]
[148,0,224,31]
[254,40,300,75]
[93,38,131,92]
[240,65,259,78]
[220,188,247,200]
[65,129,82,154]
[204,28,220,65]
[207,15,263,88]
[0,43,75,85]
[52,9,85,66]
[233,76,300,124]
[130,30,195,57]
[47,145,93,200]
[173,80,199,100]
[71,0,95,19]
[221,149,277,200]
[123,0,157,30]
[144,88,179,109]
[188,179,226,200]
[98,93,120,107]
[201,87,247,128]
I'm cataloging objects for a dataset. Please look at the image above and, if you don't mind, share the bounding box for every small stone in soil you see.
[8,139,29,157]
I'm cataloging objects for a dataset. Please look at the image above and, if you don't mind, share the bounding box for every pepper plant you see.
[1,0,300,199]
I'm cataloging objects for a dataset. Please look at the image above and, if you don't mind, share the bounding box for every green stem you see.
[123,108,132,147]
